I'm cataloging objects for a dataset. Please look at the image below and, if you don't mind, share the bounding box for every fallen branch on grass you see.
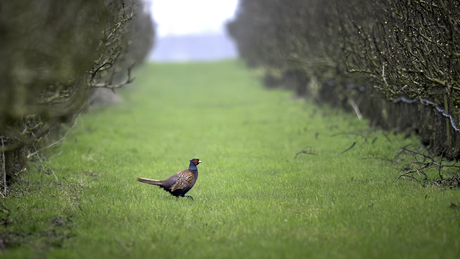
[340,141,356,154]
[395,146,460,188]
[114,236,129,253]
[294,146,318,158]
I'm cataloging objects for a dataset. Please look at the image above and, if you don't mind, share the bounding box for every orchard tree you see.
[0,0,154,194]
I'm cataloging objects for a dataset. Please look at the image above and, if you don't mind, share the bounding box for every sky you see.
[147,0,239,37]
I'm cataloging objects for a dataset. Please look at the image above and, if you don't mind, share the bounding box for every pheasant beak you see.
[198,160,202,164]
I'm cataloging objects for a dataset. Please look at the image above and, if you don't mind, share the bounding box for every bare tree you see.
[228,0,460,159]
[0,0,154,194]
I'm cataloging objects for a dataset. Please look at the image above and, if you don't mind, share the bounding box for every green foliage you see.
[1,61,459,258]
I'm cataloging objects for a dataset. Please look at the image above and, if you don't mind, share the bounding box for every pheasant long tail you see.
[136,177,164,186]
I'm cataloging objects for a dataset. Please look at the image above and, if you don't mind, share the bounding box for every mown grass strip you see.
[1,60,459,259]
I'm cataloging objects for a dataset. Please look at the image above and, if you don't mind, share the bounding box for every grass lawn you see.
[1,60,459,259]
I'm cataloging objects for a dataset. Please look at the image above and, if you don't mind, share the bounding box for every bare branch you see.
[1,137,6,197]
[340,141,356,154]
[27,122,77,159]
[294,146,318,158]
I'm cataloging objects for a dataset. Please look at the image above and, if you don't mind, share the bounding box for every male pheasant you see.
[136,158,201,199]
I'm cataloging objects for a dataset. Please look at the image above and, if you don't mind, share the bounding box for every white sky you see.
[147,0,239,37]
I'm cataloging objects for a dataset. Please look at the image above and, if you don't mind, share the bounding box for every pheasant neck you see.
[189,162,198,171]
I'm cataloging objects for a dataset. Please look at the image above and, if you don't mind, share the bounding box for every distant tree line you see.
[228,0,460,159]
[0,0,154,193]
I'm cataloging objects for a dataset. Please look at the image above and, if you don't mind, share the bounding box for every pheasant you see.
[136,158,201,199]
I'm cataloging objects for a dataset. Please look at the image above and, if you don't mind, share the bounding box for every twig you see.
[331,131,366,137]
[348,99,362,120]
[1,137,6,198]
[381,132,392,143]
[114,236,129,253]
[394,145,460,187]
[400,146,433,160]
[89,64,135,90]
[394,144,412,158]
[294,146,318,158]
[371,137,378,144]
[438,160,443,180]
[27,122,77,158]
[340,141,356,154]
[0,201,10,227]
[382,63,389,88]
[48,167,58,182]
[396,173,425,186]
[33,145,58,182]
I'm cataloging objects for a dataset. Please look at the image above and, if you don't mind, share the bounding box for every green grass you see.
[2,60,460,259]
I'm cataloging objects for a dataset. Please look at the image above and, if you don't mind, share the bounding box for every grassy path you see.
[3,60,460,258]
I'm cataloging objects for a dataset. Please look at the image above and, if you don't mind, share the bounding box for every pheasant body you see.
[136,158,201,199]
